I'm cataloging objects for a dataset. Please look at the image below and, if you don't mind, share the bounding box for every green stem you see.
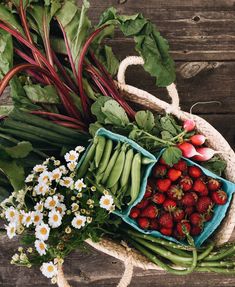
[197,242,215,261]
[138,129,175,146]
[205,245,235,261]
[198,261,235,268]
[165,246,192,258]
[195,267,235,274]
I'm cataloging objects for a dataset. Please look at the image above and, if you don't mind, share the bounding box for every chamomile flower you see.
[74,179,86,192]
[71,215,86,229]
[35,223,50,241]
[48,210,62,228]
[5,207,19,223]
[71,203,79,212]
[33,164,47,173]
[44,196,59,210]
[22,211,33,227]
[67,162,77,172]
[32,211,43,226]
[75,146,85,153]
[35,240,47,256]
[53,160,61,166]
[60,177,74,188]
[59,165,68,174]
[38,171,52,184]
[56,203,67,216]
[64,150,79,162]
[34,183,49,196]
[5,222,17,239]
[99,195,114,211]
[34,201,44,213]
[51,168,62,182]
[40,262,58,279]
[25,174,34,183]
[57,193,64,202]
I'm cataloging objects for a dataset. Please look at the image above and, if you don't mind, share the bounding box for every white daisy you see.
[25,174,34,183]
[99,195,114,211]
[53,160,61,166]
[56,203,67,216]
[60,177,74,188]
[57,193,64,202]
[74,179,86,192]
[71,215,86,229]
[64,150,79,162]
[22,211,33,227]
[59,165,68,174]
[75,146,85,153]
[44,196,59,210]
[35,240,47,256]
[38,171,52,184]
[67,162,77,172]
[34,183,49,196]
[48,210,62,228]
[5,222,17,239]
[51,168,62,182]
[33,164,47,173]
[32,211,43,226]
[35,223,50,241]
[34,201,44,212]
[40,262,58,279]
[5,207,19,223]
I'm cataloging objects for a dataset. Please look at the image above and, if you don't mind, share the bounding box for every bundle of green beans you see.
[121,227,235,275]
[77,135,154,208]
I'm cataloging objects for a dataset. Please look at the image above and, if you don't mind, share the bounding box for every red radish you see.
[193,147,219,161]
[178,142,201,158]
[183,119,196,132]
[190,134,206,146]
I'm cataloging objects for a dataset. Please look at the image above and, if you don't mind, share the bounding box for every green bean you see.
[165,246,192,258]
[106,143,128,188]
[205,245,235,262]
[111,181,119,195]
[95,136,106,168]
[120,148,134,188]
[101,142,121,185]
[97,139,113,174]
[142,157,156,165]
[129,153,141,205]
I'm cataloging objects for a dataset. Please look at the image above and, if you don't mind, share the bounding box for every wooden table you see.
[1,0,235,286]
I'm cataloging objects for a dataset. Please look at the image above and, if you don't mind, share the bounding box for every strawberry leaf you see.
[162,146,182,166]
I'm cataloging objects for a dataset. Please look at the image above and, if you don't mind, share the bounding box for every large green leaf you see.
[24,84,60,104]
[0,29,13,80]
[0,4,24,34]
[5,141,33,159]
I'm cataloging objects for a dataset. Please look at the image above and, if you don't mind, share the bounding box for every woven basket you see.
[57,56,235,287]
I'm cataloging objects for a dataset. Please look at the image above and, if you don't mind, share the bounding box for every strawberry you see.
[191,225,203,236]
[135,199,149,209]
[173,160,188,172]
[196,196,213,213]
[185,206,195,216]
[204,211,214,222]
[129,207,140,219]
[188,166,202,178]
[167,185,184,200]
[193,178,208,196]
[152,192,166,205]
[152,164,167,178]
[144,184,154,198]
[159,213,173,228]
[207,178,222,192]
[159,157,168,165]
[149,219,160,230]
[137,217,150,229]
[179,176,193,192]
[172,208,185,222]
[176,220,191,237]
[156,178,171,192]
[140,204,158,219]
[163,199,177,212]
[190,212,204,226]
[211,190,227,205]
[167,168,182,182]
[182,192,198,207]
[160,227,172,236]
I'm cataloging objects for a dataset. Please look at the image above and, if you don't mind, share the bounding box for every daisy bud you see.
[77,193,82,198]
[91,186,96,192]
[65,226,72,234]
[71,196,76,201]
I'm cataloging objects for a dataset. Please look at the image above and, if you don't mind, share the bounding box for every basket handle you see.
[117,56,180,112]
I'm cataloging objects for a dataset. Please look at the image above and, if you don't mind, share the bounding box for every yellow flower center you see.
[40,227,47,235]
[38,168,44,172]
[103,199,110,206]
[69,155,76,161]
[10,211,15,218]
[26,216,31,222]
[76,219,83,226]
[49,200,56,207]
[53,173,60,179]
[39,186,44,193]
[64,179,70,185]
[39,243,45,250]
[47,265,54,273]
[34,215,40,223]
[57,207,62,213]
[10,227,15,234]
[53,215,59,222]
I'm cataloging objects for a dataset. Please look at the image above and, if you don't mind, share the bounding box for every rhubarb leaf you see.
[24,84,60,104]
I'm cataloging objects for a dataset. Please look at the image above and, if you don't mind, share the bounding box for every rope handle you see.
[117,56,180,112]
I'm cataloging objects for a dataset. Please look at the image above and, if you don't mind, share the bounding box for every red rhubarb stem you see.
[42,11,54,66]
[51,120,85,130]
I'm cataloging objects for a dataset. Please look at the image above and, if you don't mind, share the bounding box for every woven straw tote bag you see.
[57,56,235,287]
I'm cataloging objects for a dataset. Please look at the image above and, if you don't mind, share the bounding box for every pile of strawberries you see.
[129,157,228,239]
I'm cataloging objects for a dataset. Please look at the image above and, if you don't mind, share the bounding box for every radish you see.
[178,142,201,158]
[192,147,220,161]
[183,119,196,132]
[190,134,206,146]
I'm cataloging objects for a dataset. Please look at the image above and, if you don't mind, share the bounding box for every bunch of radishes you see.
[129,157,228,239]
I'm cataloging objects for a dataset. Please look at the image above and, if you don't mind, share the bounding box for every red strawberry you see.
[136,199,149,209]
[188,166,202,178]
[152,192,166,205]
[140,205,158,219]
[196,196,213,213]
[177,220,191,237]
[152,164,167,178]
[149,219,160,230]
[167,168,182,182]
[173,160,188,172]
[173,208,185,222]
[159,213,173,229]
[167,185,184,201]
[193,178,208,196]
[156,178,171,192]
[191,225,203,236]
[179,176,193,192]
[190,212,204,226]
[211,190,227,205]
[182,192,198,207]
[160,227,172,236]
[159,157,168,165]
[185,206,195,216]
[137,217,150,229]
[204,211,214,222]
[144,184,153,198]
[207,178,222,192]
[163,199,177,212]
[129,207,140,219]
